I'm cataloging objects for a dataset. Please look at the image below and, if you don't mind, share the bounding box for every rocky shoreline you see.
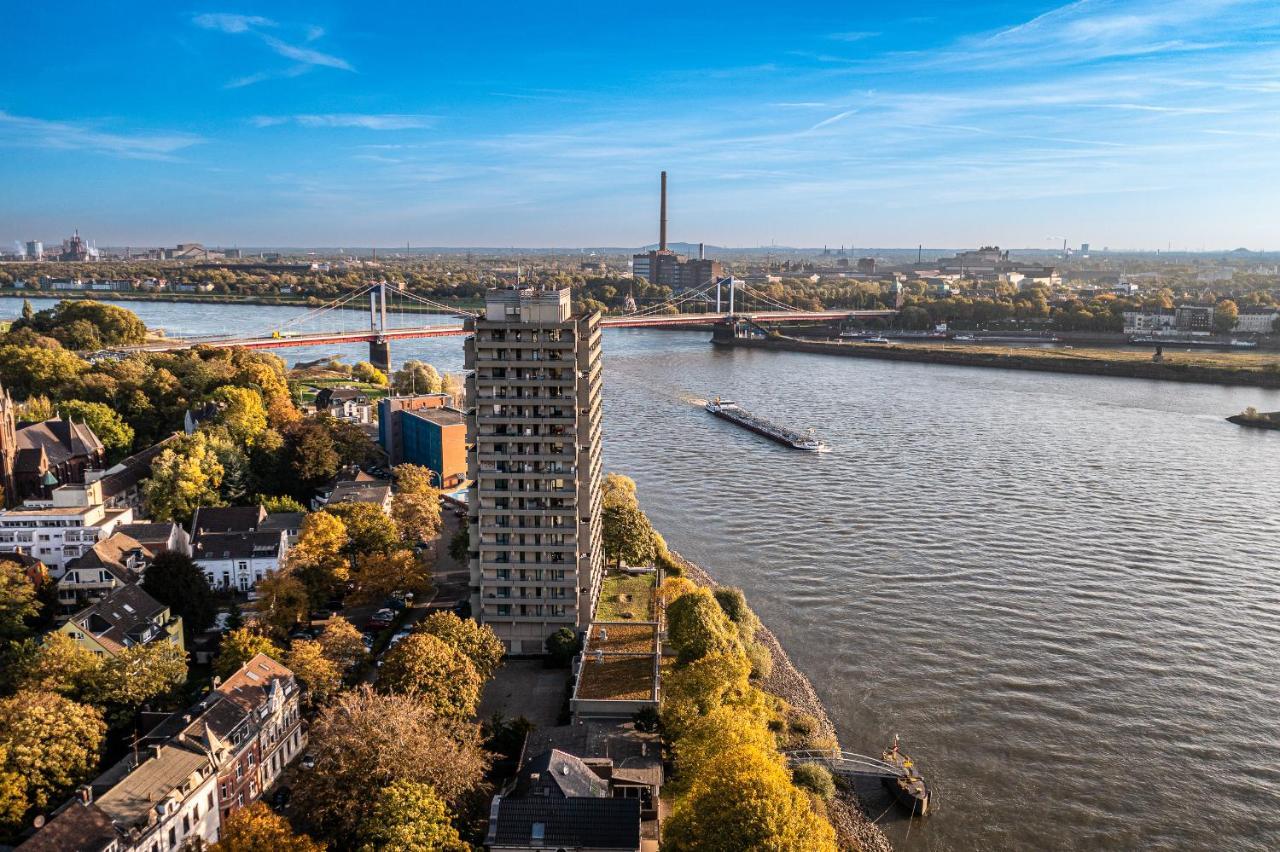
[673,553,893,852]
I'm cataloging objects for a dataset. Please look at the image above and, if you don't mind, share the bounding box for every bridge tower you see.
[369,280,391,375]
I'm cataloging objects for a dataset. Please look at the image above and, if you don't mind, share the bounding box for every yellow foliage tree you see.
[210,802,324,852]
[285,640,342,706]
[378,633,482,719]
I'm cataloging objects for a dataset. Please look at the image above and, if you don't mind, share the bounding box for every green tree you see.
[142,550,216,636]
[415,611,504,680]
[293,686,489,845]
[281,420,340,498]
[792,763,836,800]
[326,502,400,558]
[255,571,310,635]
[143,431,226,524]
[0,690,105,814]
[666,588,741,664]
[215,628,283,679]
[391,360,441,395]
[20,299,33,321]
[1214,299,1240,335]
[258,494,306,514]
[285,639,342,706]
[356,780,468,852]
[210,802,324,852]
[56,400,135,463]
[713,586,761,643]
[0,560,39,640]
[545,627,580,667]
[209,385,269,446]
[0,344,86,399]
[351,361,388,386]
[85,641,187,723]
[602,503,658,568]
[448,523,469,564]
[378,633,482,718]
[11,632,101,697]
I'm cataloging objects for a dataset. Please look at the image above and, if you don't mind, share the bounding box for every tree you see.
[1214,299,1239,335]
[660,652,757,741]
[215,629,283,679]
[20,299,33,321]
[0,690,105,813]
[663,745,837,852]
[0,748,26,835]
[390,465,442,546]
[0,344,86,399]
[287,511,349,604]
[318,616,367,671]
[143,431,226,524]
[12,632,101,697]
[666,589,742,664]
[545,627,580,668]
[86,641,187,723]
[378,633,482,718]
[281,420,340,497]
[0,560,39,640]
[713,586,761,643]
[792,763,836,800]
[17,394,56,422]
[602,503,657,568]
[209,385,269,447]
[448,523,469,564]
[356,781,468,852]
[15,301,147,346]
[672,706,778,786]
[142,550,216,636]
[326,502,400,558]
[210,802,324,852]
[225,598,245,630]
[601,472,639,509]
[415,611,504,680]
[293,686,489,845]
[391,360,441,395]
[351,361,387,386]
[258,494,306,514]
[56,400,135,463]
[285,640,342,706]
[255,571,310,634]
[351,549,428,606]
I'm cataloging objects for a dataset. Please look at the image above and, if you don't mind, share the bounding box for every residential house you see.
[1235,306,1279,334]
[56,533,153,616]
[485,797,641,852]
[114,521,191,556]
[190,505,289,591]
[317,469,392,513]
[59,584,184,657]
[88,434,182,511]
[314,387,372,425]
[0,480,134,576]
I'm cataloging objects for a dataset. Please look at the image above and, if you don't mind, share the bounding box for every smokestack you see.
[699,242,704,260]
[659,171,668,252]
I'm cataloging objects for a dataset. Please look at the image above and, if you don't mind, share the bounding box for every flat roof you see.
[406,407,466,427]
[577,655,656,702]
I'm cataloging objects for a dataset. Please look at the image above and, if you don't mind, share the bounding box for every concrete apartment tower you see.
[464,286,604,655]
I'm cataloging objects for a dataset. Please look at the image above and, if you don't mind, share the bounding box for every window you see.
[168,827,176,847]
[208,791,214,810]
[183,814,190,833]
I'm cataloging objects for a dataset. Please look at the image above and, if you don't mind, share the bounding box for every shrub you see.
[792,764,836,800]
[745,641,773,681]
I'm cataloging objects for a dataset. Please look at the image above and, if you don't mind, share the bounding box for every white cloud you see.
[253,114,435,130]
[0,111,202,159]
[193,12,354,82]
[192,13,275,33]
[828,31,879,42]
[260,36,352,71]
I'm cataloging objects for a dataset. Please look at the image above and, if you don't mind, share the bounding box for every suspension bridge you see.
[119,279,896,372]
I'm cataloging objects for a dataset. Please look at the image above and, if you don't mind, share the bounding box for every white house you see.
[0,481,133,577]
[190,506,289,591]
[1235,306,1279,335]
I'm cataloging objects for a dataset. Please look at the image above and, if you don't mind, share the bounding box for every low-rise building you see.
[0,481,134,576]
[1176,304,1215,332]
[1235,306,1279,334]
[394,407,467,488]
[319,470,393,513]
[114,521,191,556]
[59,583,183,657]
[1122,308,1177,334]
[314,387,373,424]
[190,505,289,591]
[56,532,153,616]
[378,393,452,462]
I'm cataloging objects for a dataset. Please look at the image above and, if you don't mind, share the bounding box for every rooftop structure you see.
[60,583,183,657]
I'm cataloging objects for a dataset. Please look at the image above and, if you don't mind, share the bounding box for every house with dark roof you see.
[11,416,106,502]
[89,434,181,511]
[59,583,183,657]
[313,386,372,424]
[316,468,393,513]
[56,532,154,615]
[486,796,641,852]
[114,521,191,556]
[189,505,290,591]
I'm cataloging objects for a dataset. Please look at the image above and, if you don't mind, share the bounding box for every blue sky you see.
[3,1,1280,249]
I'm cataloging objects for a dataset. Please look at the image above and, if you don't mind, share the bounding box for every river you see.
[8,296,1280,851]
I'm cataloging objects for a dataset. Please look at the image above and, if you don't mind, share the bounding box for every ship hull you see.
[709,408,822,451]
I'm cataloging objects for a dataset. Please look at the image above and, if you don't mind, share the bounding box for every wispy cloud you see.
[0,110,202,160]
[253,114,435,130]
[192,11,353,85]
[828,31,879,42]
[809,109,857,131]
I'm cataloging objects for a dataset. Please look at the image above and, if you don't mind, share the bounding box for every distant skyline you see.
[4,1,1280,250]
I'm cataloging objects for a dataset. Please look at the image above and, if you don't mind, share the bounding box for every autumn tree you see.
[255,571,310,634]
[210,802,324,852]
[660,651,758,741]
[713,586,761,643]
[208,385,269,447]
[258,494,306,514]
[0,560,39,640]
[666,588,742,664]
[414,611,504,680]
[378,633,482,718]
[326,502,399,558]
[286,511,349,605]
[293,686,489,845]
[602,502,658,567]
[390,464,442,546]
[318,616,367,672]
[1214,299,1240,334]
[142,550,216,636]
[0,690,105,814]
[391,360,441,395]
[143,431,226,524]
[351,549,428,606]
[285,640,342,706]
[672,706,779,789]
[280,420,340,498]
[351,361,387,386]
[215,628,283,679]
[0,344,85,399]
[11,632,100,697]
[663,745,837,852]
[56,400,135,463]
[356,780,468,852]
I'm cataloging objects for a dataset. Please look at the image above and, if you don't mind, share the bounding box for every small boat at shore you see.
[705,397,828,452]
[882,735,931,816]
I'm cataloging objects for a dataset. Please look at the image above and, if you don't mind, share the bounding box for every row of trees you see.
[658,576,840,851]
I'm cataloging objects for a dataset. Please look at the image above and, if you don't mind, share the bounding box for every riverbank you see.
[722,334,1280,388]
[0,290,478,315]
[672,551,893,852]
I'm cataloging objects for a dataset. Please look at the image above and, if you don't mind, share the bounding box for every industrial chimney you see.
[659,171,668,252]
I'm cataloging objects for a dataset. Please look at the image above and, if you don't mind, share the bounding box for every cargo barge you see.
[705,397,828,452]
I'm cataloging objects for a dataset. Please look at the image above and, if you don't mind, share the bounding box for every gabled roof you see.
[66,585,169,655]
[94,745,209,828]
[190,505,267,535]
[192,530,284,561]
[518,749,608,799]
[16,418,105,467]
[260,512,305,532]
[217,652,295,706]
[114,521,184,553]
[96,434,180,498]
[65,533,152,582]
[16,798,117,852]
[490,797,640,851]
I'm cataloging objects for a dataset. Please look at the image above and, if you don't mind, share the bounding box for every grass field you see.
[595,572,656,621]
[889,341,1280,372]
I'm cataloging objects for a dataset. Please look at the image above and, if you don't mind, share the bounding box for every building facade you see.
[0,481,134,576]
[190,506,289,591]
[465,287,605,654]
[398,407,467,488]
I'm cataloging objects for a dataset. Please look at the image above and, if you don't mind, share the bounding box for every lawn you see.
[589,623,657,655]
[595,572,656,621]
[577,655,656,701]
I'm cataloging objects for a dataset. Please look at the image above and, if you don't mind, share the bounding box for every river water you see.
[9,296,1280,851]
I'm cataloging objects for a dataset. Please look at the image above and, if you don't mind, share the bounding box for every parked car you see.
[269,786,291,809]
[300,754,316,770]
[452,599,472,619]
[388,629,412,648]
[367,609,396,630]
[360,632,376,650]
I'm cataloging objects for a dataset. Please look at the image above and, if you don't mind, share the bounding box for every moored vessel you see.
[882,735,931,816]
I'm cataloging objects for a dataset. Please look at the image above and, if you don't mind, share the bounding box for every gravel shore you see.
[674,554,893,852]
